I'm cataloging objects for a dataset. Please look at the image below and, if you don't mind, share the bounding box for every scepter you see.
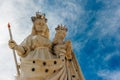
[8,23,20,75]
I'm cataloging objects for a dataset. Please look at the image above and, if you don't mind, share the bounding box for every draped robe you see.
[16,34,84,80]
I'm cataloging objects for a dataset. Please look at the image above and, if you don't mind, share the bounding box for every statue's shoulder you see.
[26,34,34,39]
[22,34,33,43]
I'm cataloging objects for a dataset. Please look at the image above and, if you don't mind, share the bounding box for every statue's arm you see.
[8,40,29,57]
[65,40,72,60]
[14,45,28,56]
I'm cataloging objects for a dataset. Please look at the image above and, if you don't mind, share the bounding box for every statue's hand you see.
[8,40,17,49]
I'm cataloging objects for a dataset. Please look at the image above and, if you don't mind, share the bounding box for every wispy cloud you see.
[98,70,120,80]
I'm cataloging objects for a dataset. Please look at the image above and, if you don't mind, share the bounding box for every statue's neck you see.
[36,31,45,37]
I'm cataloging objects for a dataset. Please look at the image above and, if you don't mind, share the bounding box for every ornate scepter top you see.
[8,23,11,28]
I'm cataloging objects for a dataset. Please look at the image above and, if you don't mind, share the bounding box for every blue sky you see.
[0,0,120,80]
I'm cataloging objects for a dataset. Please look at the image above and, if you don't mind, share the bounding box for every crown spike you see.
[31,12,47,23]
[55,24,68,32]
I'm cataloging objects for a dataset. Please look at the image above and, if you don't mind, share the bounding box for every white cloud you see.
[104,51,120,61]
[98,70,120,80]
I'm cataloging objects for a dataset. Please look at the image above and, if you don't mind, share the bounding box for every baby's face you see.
[56,30,66,40]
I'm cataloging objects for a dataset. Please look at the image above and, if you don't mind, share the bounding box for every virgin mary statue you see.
[8,12,84,80]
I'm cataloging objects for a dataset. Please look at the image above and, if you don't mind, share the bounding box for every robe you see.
[16,34,84,80]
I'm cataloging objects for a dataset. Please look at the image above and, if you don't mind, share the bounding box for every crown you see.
[55,24,68,32]
[31,12,47,22]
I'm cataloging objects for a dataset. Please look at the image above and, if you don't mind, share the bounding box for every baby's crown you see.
[55,24,68,32]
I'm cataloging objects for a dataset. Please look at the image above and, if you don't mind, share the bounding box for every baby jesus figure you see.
[53,25,72,60]
[52,25,84,80]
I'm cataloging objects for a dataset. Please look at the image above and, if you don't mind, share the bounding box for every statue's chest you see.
[31,35,51,48]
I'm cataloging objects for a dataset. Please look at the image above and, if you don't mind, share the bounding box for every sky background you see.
[0,0,120,80]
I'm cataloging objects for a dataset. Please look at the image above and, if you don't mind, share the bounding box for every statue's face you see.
[56,30,66,40]
[34,19,47,32]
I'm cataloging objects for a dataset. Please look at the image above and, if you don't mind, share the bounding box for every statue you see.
[8,12,84,80]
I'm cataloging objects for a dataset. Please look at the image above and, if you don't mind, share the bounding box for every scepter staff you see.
[8,23,20,75]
